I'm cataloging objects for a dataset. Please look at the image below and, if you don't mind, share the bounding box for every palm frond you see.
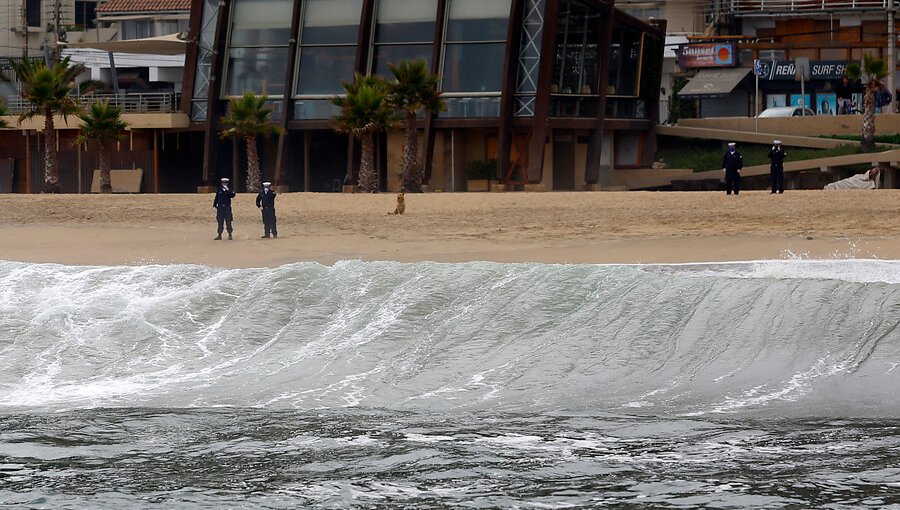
[76,101,128,146]
[219,91,284,139]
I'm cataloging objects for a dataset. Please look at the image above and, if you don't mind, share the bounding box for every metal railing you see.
[724,0,891,13]
[4,92,183,115]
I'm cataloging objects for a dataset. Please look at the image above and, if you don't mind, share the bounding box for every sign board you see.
[754,60,849,81]
[794,57,811,81]
[678,43,737,68]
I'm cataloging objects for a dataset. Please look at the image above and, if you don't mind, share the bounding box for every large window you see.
[295,0,362,96]
[550,0,603,117]
[224,0,293,97]
[294,0,363,119]
[25,0,40,27]
[607,23,642,97]
[371,0,438,77]
[441,0,510,94]
[121,20,152,40]
[75,1,97,29]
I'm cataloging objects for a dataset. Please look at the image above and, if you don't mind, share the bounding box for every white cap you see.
[220,177,230,182]
[262,182,272,187]
[773,139,781,144]
[727,142,736,147]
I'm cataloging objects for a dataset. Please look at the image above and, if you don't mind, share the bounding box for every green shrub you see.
[466,159,497,180]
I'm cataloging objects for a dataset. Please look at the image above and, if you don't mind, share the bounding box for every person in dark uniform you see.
[721,142,743,195]
[256,181,277,239]
[767,139,787,194]
[213,177,236,240]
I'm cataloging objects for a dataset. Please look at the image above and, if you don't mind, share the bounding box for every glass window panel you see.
[441,96,501,118]
[552,0,602,95]
[374,0,438,43]
[442,43,505,93]
[225,47,289,96]
[296,46,358,95]
[608,24,641,96]
[301,0,363,44]
[293,99,342,120]
[446,0,511,41]
[371,44,432,77]
[230,0,293,46]
[122,20,152,40]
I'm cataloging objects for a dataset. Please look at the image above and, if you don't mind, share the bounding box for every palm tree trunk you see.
[245,134,261,193]
[99,141,112,193]
[401,110,422,193]
[42,110,60,193]
[861,82,877,150]
[359,133,378,193]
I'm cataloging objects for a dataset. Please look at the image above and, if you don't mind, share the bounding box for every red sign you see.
[678,43,737,68]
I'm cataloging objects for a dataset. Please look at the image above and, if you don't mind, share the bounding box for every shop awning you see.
[677,68,750,99]
[61,33,187,55]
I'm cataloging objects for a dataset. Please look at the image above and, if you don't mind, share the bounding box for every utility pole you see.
[889,0,896,112]
[52,0,64,63]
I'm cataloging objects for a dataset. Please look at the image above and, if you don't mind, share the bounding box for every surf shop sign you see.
[678,43,737,68]
[755,60,849,80]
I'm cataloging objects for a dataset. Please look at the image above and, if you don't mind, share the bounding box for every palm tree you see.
[75,101,128,194]
[332,74,394,193]
[848,54,888,151]
[219,92,284,193]
[386,60,444,193]
[12,57,85,193]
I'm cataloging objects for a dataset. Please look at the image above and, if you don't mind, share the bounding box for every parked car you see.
[757,106,816,118]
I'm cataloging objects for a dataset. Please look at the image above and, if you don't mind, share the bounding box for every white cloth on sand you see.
[824,169,880,190]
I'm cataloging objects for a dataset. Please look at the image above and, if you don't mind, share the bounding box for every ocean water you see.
[0,259,898,508]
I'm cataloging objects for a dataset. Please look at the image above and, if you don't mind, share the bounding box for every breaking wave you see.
[0,259,897,416]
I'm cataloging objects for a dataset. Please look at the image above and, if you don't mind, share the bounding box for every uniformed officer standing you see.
[721,142,743,195]
[767,139,787,194]
[213,177,236,240]
[256,181,277,239]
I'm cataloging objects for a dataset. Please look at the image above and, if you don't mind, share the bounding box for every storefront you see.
[755,60,857,115]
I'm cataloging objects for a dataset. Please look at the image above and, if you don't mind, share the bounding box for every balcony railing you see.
[4,92,183,115]
[725,0,891,13]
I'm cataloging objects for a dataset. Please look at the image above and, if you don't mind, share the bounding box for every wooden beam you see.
[422,0,447,186]
[181,0,205,113]
[497,0,524,181]
[585,0,615,186]
[153,128,160,193]
[200,0,231,186]
[274,0,305,190]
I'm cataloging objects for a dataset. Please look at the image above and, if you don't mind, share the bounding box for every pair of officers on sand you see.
[721,140,787,195]
[212,177,278,240]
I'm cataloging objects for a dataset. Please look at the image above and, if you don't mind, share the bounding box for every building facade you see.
[677,0,899,118]
[182,0,666,192]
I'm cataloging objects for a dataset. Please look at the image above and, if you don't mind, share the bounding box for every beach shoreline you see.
[1,190,898,267]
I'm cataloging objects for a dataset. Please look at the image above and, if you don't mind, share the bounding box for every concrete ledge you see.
[197,185,216,193]
[523,183,545,192]
[675,114,900,143]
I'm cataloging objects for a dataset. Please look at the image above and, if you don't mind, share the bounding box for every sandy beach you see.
[0,190,898,267]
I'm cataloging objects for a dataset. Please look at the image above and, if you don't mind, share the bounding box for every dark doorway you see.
[308,131,349,192]
[553,131,576,190]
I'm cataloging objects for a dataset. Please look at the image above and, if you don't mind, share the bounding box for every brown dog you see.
[388,192,405,215]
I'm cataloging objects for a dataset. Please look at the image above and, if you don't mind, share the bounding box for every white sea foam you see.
[0,259,897,416]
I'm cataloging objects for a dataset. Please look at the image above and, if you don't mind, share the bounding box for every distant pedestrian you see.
[721,142,743,195]
[836,75,853,114]
[875,83,893,113]
[213,177,236,240]
[768,140,787,194]
[256,181,277,239]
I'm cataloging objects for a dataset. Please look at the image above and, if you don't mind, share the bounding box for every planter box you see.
[466,179,490,192]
